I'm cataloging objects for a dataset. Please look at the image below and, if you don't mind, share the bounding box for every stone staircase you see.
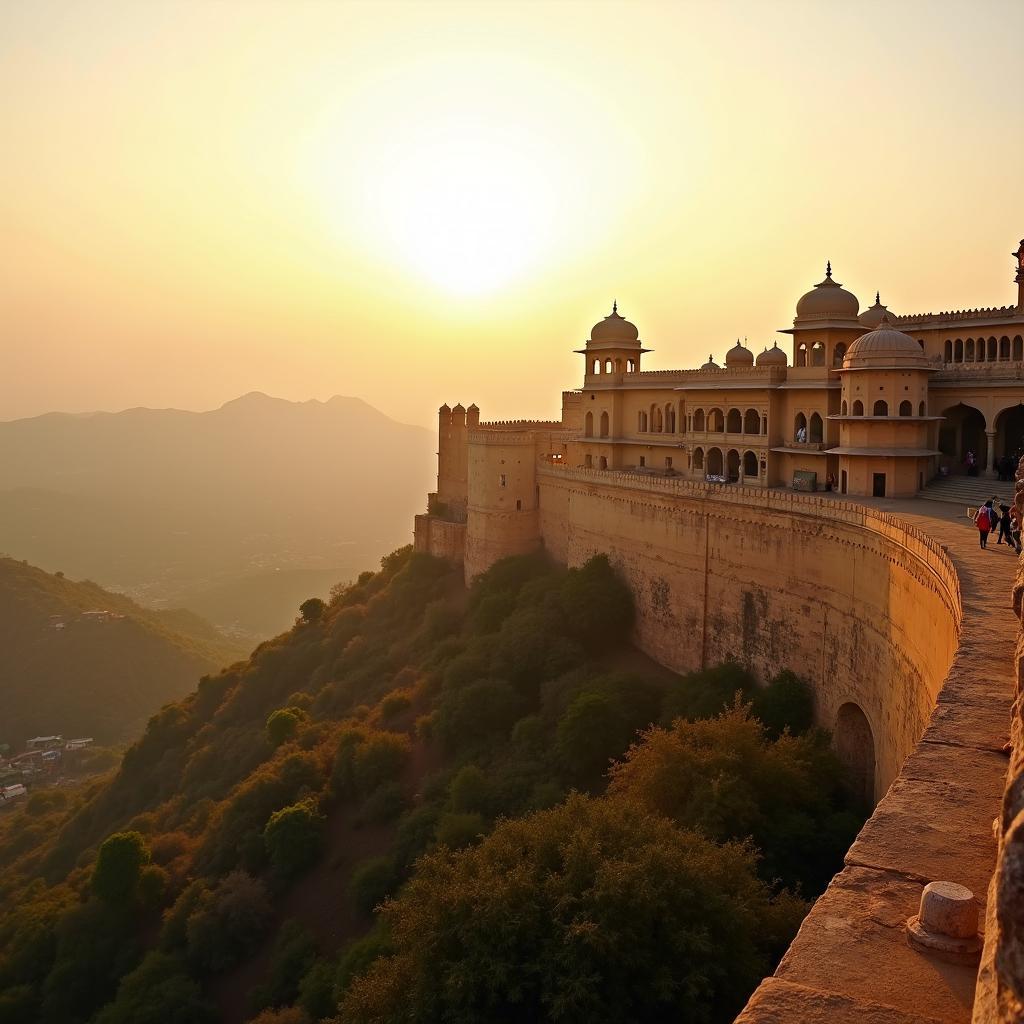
[920,474,1016,508]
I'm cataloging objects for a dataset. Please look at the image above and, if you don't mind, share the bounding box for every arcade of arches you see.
[938,401,1024,470]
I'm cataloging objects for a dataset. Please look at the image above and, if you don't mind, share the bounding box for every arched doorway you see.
[706,448,723,476]
[938,403,986,473]
[742,450,758,477]
[726,449,740,482]
[996,404,1024,463]
[835,702,875,806]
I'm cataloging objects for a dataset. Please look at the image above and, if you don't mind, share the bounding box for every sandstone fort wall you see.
[537,467,961,799]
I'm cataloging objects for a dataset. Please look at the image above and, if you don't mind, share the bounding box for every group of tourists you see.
[964,450,1023,481]
[974,498,1022,552]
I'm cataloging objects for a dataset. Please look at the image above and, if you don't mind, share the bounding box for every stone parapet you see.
[412,513,466,563]
[973,458,1024,1024]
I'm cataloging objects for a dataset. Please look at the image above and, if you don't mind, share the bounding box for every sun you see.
[308,61,583,299]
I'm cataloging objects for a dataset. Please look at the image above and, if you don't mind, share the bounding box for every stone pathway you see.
[737,495,1017,1024]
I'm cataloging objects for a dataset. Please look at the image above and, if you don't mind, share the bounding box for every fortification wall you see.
[537,467,961,798]
[412,514,466,563]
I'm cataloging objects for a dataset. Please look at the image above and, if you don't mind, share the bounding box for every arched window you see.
[873,399,888,416]
[726,449,740,481]
[707,448,723,476]
[965,339,975,362]
[726,408,742,433]
[989,337,998,360]
[710,408,725,432]
[833,342,847,367]
[693,408,705,431]
[811,342,825,367]
[665,404,676,432]
[598,456,607,470]
[853,400,864,416]
[1015,337,1023,361]
[975,338,984,362]
[584,454,592,468]
[809,412,823,442]
[592,358,601,374]
[918,400,926,416]
[584,411,593,437]
[794,412,807,441]
[954,339,963,362]
[899,400,912,417]
[796,343,808,367]
[1001,336,1012,360]
[841,399,848,415]
[743,408,759,434]
[654,406,663,432]
[599,411,609,438]
[604,358,613,373]
[743,450,758,477]
[638,411,648,432]
[944,340,952,363]
[692,447,705,471]
[626,358,636,372]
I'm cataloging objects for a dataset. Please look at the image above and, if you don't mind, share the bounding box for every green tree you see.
[299,598,326,623]
[263,800,326,878]
[340,794,802,1024]
[185,872,272,974]
[92,951,214,1024]
[266,706,307,746]
[91,832,150,908]
[558,554,634,649]
[608,706,862,892]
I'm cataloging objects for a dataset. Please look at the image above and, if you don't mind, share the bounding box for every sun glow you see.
[307,56,631,298]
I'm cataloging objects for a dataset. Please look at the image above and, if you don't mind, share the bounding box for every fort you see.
[414,238,1024,1023]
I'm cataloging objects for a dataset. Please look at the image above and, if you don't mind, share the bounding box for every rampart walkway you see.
[738,494,1017,1024]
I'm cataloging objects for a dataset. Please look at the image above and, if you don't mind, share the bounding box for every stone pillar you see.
[986,429,998,477]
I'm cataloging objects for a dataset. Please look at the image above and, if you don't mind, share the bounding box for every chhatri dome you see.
[859,291,897,328]
[701,354,720,370]
[795,262,860,320]
[756,341,788,366]
[842,314,928,370]
[590,301,640,344]
[725,340,754,366]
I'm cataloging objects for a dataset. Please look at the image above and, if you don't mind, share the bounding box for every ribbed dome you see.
[795,262,860,320]
[725,341,754,366]
[700,354,720,370]
[756,341,788,366]
[843,317,928,369]
[858,292,896,328]
[590,302,639,345]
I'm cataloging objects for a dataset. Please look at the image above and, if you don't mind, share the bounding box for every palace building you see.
[415,238,1024,581]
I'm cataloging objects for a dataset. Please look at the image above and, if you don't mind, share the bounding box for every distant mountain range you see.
[0,557,245,749]
[0,393,435,636]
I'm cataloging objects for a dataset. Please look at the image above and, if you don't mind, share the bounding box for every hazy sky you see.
[2,0,1022,427]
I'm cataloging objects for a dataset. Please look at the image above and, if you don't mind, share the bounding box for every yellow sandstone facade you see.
[417,237,1024,580]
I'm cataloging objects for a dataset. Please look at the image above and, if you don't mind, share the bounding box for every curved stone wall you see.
[537,467,961,799]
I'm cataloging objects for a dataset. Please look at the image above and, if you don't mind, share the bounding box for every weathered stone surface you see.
[920,882,980,939]
[737,977,946,1024]
[845,753,1003,907]
[775,867,980,1022]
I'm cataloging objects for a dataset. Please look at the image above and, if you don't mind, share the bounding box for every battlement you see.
[894,304,1023,326]
[476,419,566,430]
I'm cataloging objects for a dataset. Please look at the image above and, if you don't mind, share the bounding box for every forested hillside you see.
[0,558,244,748]
[0,548,866,1024]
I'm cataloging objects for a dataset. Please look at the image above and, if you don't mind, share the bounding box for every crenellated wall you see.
[537,466,961,799]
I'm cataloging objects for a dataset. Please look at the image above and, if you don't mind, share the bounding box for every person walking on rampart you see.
[976,501,994,548]
[998,504,1015,548]
[1012,505,1023,555]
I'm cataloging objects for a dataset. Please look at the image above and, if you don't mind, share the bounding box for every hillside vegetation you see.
[0,548,866,1024]
[0,558,244,748]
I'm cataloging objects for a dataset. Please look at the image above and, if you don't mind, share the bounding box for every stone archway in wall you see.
[706,448,723,476]
[835,702,876,807]
[996,403,1024,462]
[938,403,986,473]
